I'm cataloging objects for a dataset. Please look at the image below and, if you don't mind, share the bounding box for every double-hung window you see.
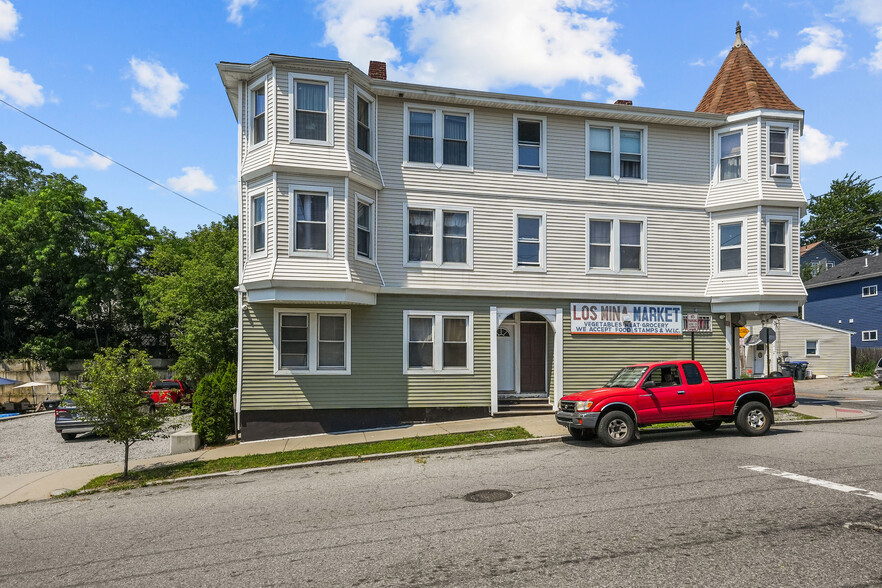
[515,212,545,270]
[718,130,742,181]
[276,310,350,374]
[290,73,333,145]
[718,221,744,273]
[355,89,374,157]
[805,340,819,356]
[768,126,791,178]
[586,123,647,180]
[290,186,332,256]
[356,195,374,261]
[405,105,473,168]
[249,78,267,147]
[404,311,473,374]
[251,194,266,255]
[767,218,789,273]
[863,285,878,297]
[515,116,545,174]
[405,206,471,267]
[587,216,646,273]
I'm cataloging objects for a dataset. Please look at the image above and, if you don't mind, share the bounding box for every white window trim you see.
[274,308,351,375]
[862,330,878,342]
[585,121,648,183]
[247,75,268,151]
[513,114,547,176]
[402,203,474,269]
[402,103,474,171]
[512,209,547,272]
[249,192,268,260]
[714,217,748,276]
[354,193,375,264]
[805,339,820,356]
[289,185,334,259]
[585,214,648,275]
[354,85,376,161]
[767,123,793,180]
[288,72,334,147]
[713,125,748,185]
[402,311,474,375]
[862,284,878,297]
[765,215,791,275]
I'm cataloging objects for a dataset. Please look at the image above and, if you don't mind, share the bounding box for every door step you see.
[495,397,555,416]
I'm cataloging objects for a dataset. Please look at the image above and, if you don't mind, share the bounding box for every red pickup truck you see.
[556,360,797,447]
[142,380,194,408]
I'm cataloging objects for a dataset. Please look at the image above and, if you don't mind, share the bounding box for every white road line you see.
[741,466,882,502]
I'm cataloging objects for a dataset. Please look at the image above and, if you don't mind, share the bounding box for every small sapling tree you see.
[67,344,180,477]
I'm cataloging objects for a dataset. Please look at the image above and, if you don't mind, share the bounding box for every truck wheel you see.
[735,401,772,436]
[692,420,722,432]
[61,433,77,441]
[596,411,635,447]
[568,426,595,441]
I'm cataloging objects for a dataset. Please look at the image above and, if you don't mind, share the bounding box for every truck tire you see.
[596,411,635,447]
[735,401,772,436]
[568,426,595,441]
[692,420,722,432]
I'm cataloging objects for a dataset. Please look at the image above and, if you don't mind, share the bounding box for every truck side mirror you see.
[642,381,656,391]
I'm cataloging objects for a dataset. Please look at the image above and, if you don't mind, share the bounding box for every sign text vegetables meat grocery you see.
[570,303,682,335]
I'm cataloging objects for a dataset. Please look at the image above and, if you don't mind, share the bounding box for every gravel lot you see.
[0,410,191,477]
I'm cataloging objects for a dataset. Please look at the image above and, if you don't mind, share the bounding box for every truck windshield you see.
[605,366,648,388]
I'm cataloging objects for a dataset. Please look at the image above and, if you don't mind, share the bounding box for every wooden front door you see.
[519,322,546,394]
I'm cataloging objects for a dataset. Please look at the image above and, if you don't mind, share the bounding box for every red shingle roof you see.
[696,24,800,115]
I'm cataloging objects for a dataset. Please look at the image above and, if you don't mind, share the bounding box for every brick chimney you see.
[368,61,387,80]
[614,99,633,106]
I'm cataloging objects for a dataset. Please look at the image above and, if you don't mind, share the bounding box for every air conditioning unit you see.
[770,163,790,177]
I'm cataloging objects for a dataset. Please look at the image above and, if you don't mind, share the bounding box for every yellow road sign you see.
[739,326,750,338]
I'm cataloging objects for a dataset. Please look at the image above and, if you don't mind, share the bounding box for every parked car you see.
[142,380,194,408]
[556,360,797,447]
[874,358,882,383]
[54,397,97,441]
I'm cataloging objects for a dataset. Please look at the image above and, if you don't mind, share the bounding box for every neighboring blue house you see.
[804,254,882,348]
[800,241,846,276]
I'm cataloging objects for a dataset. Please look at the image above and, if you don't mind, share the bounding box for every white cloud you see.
[689,58,707,67]
[127,57,187,117]
[783,26,846,77]
[20,145,112,170]
[318,0,642,100]
[743,2,760,16]
[0,0,18,41]
[837,0,882,71]
[0,56,43,107]
[167,167,217,194]
[767,29,779,39]
[227,0,257,26]
[800,124,847,165]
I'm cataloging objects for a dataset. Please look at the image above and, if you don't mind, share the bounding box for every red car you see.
[556,360,797,447]
[143,380,194,408]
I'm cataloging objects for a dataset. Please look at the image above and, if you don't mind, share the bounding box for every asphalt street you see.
[1,417,880,587]
[796,377,882,412]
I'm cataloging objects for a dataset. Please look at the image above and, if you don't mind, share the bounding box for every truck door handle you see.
[677,390,685,395]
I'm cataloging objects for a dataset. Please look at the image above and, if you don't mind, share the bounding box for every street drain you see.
[844,522,882,534]
[464,489,513,503]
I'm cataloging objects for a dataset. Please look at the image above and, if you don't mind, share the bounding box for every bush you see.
[853,358,877,377]
[192,361,236,445]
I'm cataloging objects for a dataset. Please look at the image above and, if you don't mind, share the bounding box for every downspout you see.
[235,80,245,435]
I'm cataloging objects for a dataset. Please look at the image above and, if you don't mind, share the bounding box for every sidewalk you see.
[0,405,872,507]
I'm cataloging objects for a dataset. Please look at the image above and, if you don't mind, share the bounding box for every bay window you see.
[289,73,333,145]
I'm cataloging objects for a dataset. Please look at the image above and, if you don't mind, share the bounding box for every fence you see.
[852,347,882,373]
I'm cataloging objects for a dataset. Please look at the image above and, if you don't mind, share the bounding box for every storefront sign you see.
[570,303,683,336]
[685,314,713,333]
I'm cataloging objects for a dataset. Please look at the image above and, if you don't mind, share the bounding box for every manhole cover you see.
[464,489,513,503]
[844,522,882,534]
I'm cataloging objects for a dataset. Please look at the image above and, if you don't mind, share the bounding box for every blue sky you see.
[0,0,879,234]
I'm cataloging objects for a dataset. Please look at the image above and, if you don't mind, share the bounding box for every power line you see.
[0,97,224,218]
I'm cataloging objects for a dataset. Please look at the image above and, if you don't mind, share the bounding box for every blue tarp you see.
[0,377,18,386]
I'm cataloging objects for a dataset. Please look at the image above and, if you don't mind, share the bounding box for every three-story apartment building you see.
[218,25,808,441]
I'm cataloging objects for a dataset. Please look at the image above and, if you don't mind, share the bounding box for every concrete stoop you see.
[170,428,202,455]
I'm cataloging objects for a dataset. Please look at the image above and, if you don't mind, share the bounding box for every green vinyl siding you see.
[241,294,727,411]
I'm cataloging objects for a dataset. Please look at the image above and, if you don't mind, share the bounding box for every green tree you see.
[801,173,882,259]
[142,217,238,380]
[67,344,179,477]
[0,142,45,201]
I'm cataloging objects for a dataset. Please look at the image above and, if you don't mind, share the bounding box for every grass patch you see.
[80,427,533,492]
[640,421,692,429]
[775,409,819,421]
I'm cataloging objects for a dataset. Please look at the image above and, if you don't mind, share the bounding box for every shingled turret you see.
[696,22,800,115]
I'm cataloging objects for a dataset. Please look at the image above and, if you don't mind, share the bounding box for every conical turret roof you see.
[696,23,800,115]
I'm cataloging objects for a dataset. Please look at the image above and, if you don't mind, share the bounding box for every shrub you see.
[192,361,236,445]
[853,358,877,377]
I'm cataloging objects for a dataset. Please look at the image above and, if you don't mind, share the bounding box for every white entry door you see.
[497,321,515,392]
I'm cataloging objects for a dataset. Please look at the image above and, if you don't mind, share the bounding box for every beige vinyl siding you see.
[240,294,727,411]
[242,70,274,177]
[759,207,806,298]
[348,78,383,187]
[773,317,852,377]
[243,175,274,283]
[272,174,349,282]
[349,180,383,287]
[273,68,349,171]
[706,121,760,210]
[759,119,806,206]
[706,207,762,298]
